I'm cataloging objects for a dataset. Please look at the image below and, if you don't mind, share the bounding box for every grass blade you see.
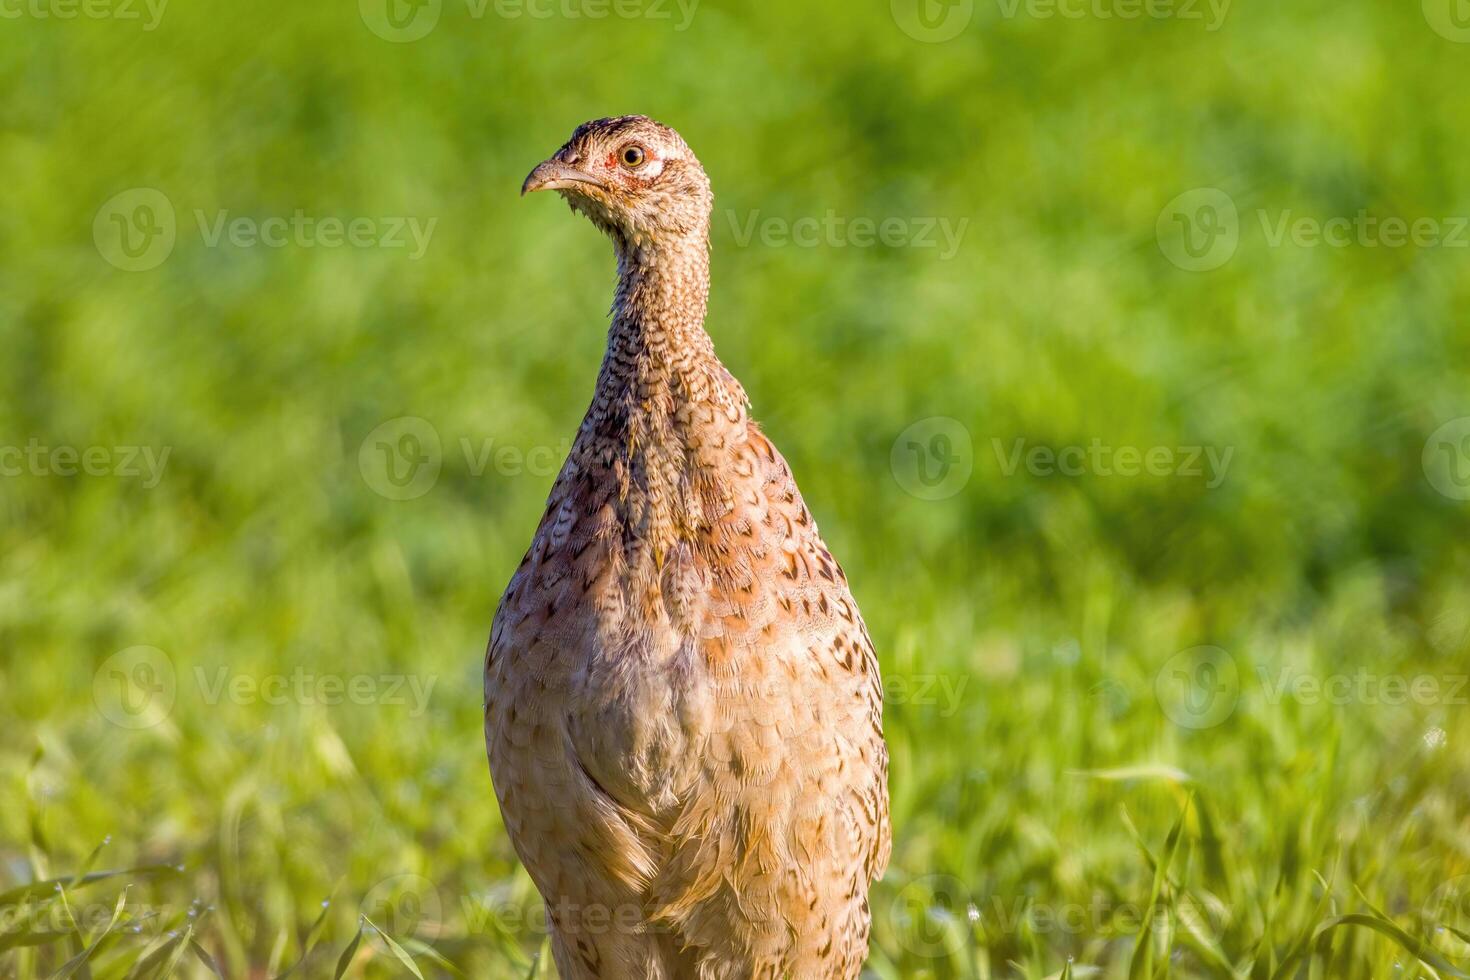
[47,889,127,980]
[363,914,426,980]
[0,867,179,908]
[272,895,336,979]
[333,920,364,980]
[192,938,225,977]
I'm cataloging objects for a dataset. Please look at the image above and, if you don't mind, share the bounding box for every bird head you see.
[522,116,712,249]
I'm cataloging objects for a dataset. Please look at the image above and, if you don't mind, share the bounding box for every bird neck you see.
[609,234,712,355]
[596,236,747,430]
[585,235,749,549]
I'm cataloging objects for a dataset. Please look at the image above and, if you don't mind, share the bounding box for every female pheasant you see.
[485,116,890,979]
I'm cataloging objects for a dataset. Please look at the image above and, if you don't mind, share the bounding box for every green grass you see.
[3,0,1470,976]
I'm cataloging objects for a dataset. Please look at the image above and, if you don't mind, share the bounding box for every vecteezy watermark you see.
[0,0,167,29]
[892,0,1225,42]
[966,892,1223,939]
[1090,677,1132,716]
[371,874,1190,948]
[93,648,438,728]
[0,439,170,488]
[885,674,970,718]
[883,877,1211,959]
[1157,187,1239,272]
[94,647,177,730]
[1257,210,1470,250]
[460,436,571,480]
[1426,875,1470,958]
[0,895,198,941]
[359,417,443,501]
[891,417,975,501]
[890,0,975,42]
[992,438,1233,488]
[93,188,176,271]
[93,188,436,271]
[1155,645,1239,729]
[1256,666,1469,707]
[1423,417,1470,501]
[194,666,437,716]
[357,415,574,501]
[993,0,1230,30]
[1158,187,1470,271]
[724,211,970,261]
[194,210,436,258]
[1423,0,1470,42]
[362,875,444,939]
[885,874,974,958]
[358,0,698,42]
[462,893,675,938]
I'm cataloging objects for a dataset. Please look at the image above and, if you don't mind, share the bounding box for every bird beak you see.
[522,159,604,197]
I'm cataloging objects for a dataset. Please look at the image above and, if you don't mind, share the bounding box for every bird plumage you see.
[486,116,890,979]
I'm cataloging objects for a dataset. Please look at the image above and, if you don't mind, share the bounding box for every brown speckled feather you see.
[486,116,889,980]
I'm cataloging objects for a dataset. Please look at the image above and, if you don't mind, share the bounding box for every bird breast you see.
[562,635,715,818]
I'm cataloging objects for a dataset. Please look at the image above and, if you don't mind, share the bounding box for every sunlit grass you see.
[3,0,1470,976]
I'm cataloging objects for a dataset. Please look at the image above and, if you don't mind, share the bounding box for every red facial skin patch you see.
[606,148,658,174]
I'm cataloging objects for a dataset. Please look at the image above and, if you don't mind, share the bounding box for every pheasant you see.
[484,116,890,979]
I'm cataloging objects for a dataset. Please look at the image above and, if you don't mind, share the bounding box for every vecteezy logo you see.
[1426,875,1470,958]
[886,874,973,958]
[359,0,442,42]
[1156,188,1239,272]
[93,189,176,271]
[1155,645,1239,729]
[1089,677,1132,717]
[1424,0,1470,41]
[362,874,443,939]
[1423,416,1470,501]
[93,646,177,729]
[891,417,974,501]
[358,416,442,500]
[891,0,974,42]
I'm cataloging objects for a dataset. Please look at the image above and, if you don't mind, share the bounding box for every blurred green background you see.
[3,0,1470,976]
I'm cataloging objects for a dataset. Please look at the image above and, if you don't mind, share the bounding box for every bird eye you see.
[620,145,647,169]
